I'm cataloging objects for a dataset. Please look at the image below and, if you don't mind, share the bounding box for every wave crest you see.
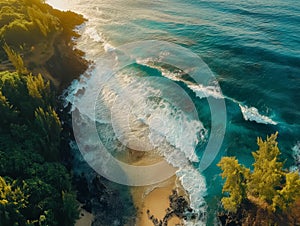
[239,104,277,125]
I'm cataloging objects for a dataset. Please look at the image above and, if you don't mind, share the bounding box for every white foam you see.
[66,59,208,224]
[161,69,223,100]
[83,26,116,52]
[177,167,207,225]
[143,134,208,224]
[55,3,116,59]
[292,142,300,163]
[140,65,278,127]
[136,60,224,100]
[187,83,223,99]
[62,70,92,110]
[96,69,206,161]
[239,104,277,125]
[104,42,116,52]
[149,63,277,127]
[290,142,300,173]
[85,27,103,42]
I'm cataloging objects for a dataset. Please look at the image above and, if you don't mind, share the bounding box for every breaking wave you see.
[239,104,277,125]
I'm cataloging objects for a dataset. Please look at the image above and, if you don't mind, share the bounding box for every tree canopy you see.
[0,1,82,225]
[0,69,79,225]
[218,157,249,213]
[0,0,60,51]
[218,133,300,225]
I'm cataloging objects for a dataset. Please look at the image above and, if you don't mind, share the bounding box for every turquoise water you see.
[50,0,300,224]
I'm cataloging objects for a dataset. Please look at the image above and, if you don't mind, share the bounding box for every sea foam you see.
[239,104,277,125]
[290,142,300,173]
[65,56,209,224]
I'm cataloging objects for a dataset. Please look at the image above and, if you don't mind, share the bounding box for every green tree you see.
[218,133,300,216]
[218,157,249,213]
[34,107,62,161]
[26,73,49,99]
[272,171,300,212]
[27,5,60,37]
[0,90,19,126]
[0,71,34,120]
[23,178,56,217]
[36,163,72,193]
[26,73,54,108]
[0,1,84,225]
[3,43,28,74]
[0,176,28,226]
[248,132,284,204]
[0,143,46,179]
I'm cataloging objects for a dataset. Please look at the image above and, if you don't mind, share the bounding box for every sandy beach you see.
[75,205,95,226]
[131,174,185,226]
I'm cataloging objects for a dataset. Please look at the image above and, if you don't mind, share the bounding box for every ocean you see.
[47,0,300,225]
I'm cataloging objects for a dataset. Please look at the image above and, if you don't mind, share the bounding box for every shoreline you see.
[75,204,95,226]
[131,175,184,226]
[128,152,190,226]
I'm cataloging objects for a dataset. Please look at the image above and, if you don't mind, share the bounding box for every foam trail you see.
[137,60,277,126]
[136,60,224,100]
[161,68,278,125]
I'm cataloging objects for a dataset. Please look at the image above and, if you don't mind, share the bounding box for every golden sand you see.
[131,175,184,226]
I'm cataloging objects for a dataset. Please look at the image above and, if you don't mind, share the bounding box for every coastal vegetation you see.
[0,0,87,225]
[0,0,87,89]
[0,64,79,226]
[0,1,137,225]
[218,133,300,225]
